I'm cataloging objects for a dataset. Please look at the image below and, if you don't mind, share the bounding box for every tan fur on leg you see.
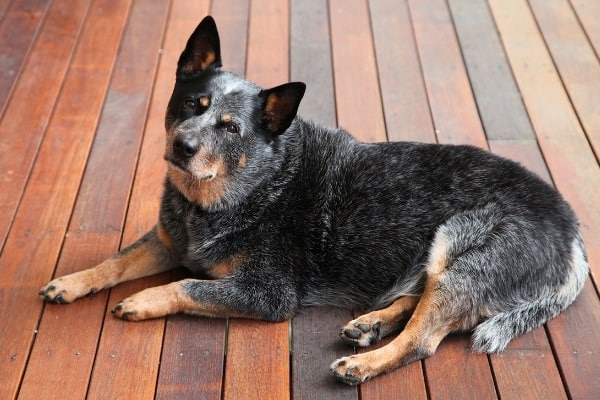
[340,296,420,347]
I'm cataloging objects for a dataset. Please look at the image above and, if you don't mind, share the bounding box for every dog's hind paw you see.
[330,355,374,385]
[339,318,381,347]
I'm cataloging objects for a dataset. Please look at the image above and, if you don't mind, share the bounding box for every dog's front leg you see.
[40,224,178,304]
[112,278,296,322]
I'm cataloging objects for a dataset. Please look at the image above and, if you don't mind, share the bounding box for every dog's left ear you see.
[261,82,306,135]
[176,16,222,80]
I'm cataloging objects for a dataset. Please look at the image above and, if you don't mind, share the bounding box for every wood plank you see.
[212,0,249,76]
[369,0,435,143]
[489,0,600,285]
[291,0,336,127]
[489,1,600,398]
[18,2,168,398]
[409,0,487,148]
[290,2,357,398]
[0,0,130,397]
[0,0,49,116]
[448,0,534,141]
[0,0,88,250]
[545,280,600,399]
[408,1,497,398]
[155,2,248,398]
[329,0,386,142]
[223,2,291,399]
[530,0,600,161]
[570,0,600,58]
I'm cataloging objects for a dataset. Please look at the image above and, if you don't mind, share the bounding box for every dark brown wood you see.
[0,0,130,397]
[0,0,88,249]
[18,1,169,398]
[0,0,49,116]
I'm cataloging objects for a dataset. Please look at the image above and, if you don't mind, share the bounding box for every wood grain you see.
[409,0,486,148]
[18,2,169,398]
[0,0,49,116]
[369,0,435,143]
[0,0,129,397]
[329,0,386,142]
[0,0,88,249]
[490,0,600,397]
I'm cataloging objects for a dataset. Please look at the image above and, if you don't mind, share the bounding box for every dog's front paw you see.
[112,296,146,321]
[330,355,375,385]
[112,285,180,321]
[39,274,98,304]
[340,318,381,347]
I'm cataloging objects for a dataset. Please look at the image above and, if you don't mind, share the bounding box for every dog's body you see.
[40,16,589,384]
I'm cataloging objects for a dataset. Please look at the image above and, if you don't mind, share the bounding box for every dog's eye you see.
[183,98,196,110]
[225,122,239,134]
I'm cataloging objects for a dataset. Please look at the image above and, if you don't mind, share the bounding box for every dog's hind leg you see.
[330,267,471,385]
[40,223,178,304]
[339,296,420,347]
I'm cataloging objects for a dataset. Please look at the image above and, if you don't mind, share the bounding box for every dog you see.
[40,16,589,385]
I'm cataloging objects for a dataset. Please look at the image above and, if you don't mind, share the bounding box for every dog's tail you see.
[472,233,589,353]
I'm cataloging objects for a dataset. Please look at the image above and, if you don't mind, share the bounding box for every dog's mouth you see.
[165,156,218,181]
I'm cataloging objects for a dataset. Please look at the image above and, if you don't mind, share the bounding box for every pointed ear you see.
[261,82,306,135]
[176,16,222,80]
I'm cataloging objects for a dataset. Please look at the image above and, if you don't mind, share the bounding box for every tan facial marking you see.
[199,96,210,107]
[221,113,232,123]
[167,156,228,208]
[238,153,247,168]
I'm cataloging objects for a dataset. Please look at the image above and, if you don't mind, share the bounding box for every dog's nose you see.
[173,136,200,158]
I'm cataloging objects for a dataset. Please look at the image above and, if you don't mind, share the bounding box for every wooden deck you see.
[1,0,599,398]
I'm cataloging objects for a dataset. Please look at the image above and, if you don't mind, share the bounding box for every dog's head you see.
[165,16,306,210]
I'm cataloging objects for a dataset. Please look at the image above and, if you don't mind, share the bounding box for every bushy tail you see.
[472,234,589,353]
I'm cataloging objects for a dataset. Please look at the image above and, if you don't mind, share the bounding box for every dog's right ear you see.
[176,16,222,80]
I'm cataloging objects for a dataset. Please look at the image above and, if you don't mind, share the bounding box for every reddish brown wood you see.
[369,0,435,143]
[0,0,130,397]
[530,0,600,162]
[571,0,600,57]
[0,0,49,116]
[18,2,169,398]
[0,0,88,249]
[329,0,386,142]
[546,280,600,399]
[409,0,487,148]
[211,0,249,76]
[490,1,600,398]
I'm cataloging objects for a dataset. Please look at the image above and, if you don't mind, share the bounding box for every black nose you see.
[173,136,200,158]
